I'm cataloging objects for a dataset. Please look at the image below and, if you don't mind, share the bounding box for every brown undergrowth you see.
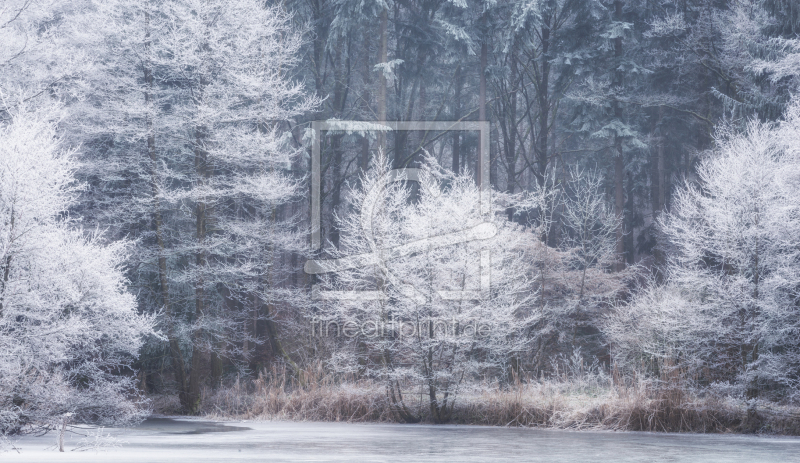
[150,364,800,434]
[197,364,391,423]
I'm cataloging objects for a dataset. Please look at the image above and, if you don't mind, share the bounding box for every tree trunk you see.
[653,106,666,273]
[506,48,518,220]
[614,145,625,270]
[144,8,190,410]
[189,126,208,413]
[360,50,372,174]
[536,20,551,188]
[613,0,626,271]
[478,41,487,188]
[452,65,462,175]
[330,133,344,248]
[0,205,13,317]
[378,7,388,154]
[624,171,634,264]
[263,301,302,383]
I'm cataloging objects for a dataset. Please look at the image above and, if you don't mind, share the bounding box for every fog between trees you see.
[1,0,799,431]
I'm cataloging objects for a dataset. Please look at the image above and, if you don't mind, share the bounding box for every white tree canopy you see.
[311,156,539,422]
[606,98,800,401]
[0,105,155,433]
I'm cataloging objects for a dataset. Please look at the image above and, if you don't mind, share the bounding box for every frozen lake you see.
[5,417,800,462]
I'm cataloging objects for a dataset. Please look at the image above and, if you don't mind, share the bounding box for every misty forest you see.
[3,0,800,443]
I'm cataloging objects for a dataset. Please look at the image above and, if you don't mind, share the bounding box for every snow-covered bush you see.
[72,427,126,452]
[0,106,154,433]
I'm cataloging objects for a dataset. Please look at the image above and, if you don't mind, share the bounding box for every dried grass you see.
[198,364,391,423]
[151,364,800,434]
[452,380,743,432]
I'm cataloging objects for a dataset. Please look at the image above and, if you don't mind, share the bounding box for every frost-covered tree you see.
[0,0,93,112]
[71,0,319,412]
[309,157,537,423]
[644,0,793,124]
[561,168,622,304]
[518,169,627,371]
[606,98,800,401]
[0,105,154,434]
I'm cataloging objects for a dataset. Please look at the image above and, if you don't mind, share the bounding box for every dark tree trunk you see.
[188,120,209,414]
[536,20,551,188]
[144,9,190,410]
[478,41,487,188]
[613,0,626,271]
[452,65,462,175]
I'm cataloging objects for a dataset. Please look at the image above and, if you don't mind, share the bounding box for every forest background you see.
[2,0,800,435]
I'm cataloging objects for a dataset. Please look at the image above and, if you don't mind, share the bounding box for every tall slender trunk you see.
[144,8,190,409]
[188,120,208,413]
[613,0,626,271]
[0,204,13,317]
[478,41,487,188]
[653,106,666,274]
[149,152,190,407]
[614,147,624,270]
[452,65,462,175]
[330,135,344,248]
[262,206,302,381]
[506,47,519,221]
[330,45,346,248]
[209,315,224,390]
[184,12,218,413]
[378,7,388,155]
[536,20,551,188]
[188,44,212,411]
[360,51,373,174]
[624,171,634,264]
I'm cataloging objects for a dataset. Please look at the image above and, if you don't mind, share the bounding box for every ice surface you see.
[4,418,800,462]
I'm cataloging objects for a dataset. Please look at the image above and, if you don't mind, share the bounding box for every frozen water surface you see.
[5,418,800,462]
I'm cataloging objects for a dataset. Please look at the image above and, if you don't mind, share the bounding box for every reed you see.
[198,363,390,423]
[150,363,800,434]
